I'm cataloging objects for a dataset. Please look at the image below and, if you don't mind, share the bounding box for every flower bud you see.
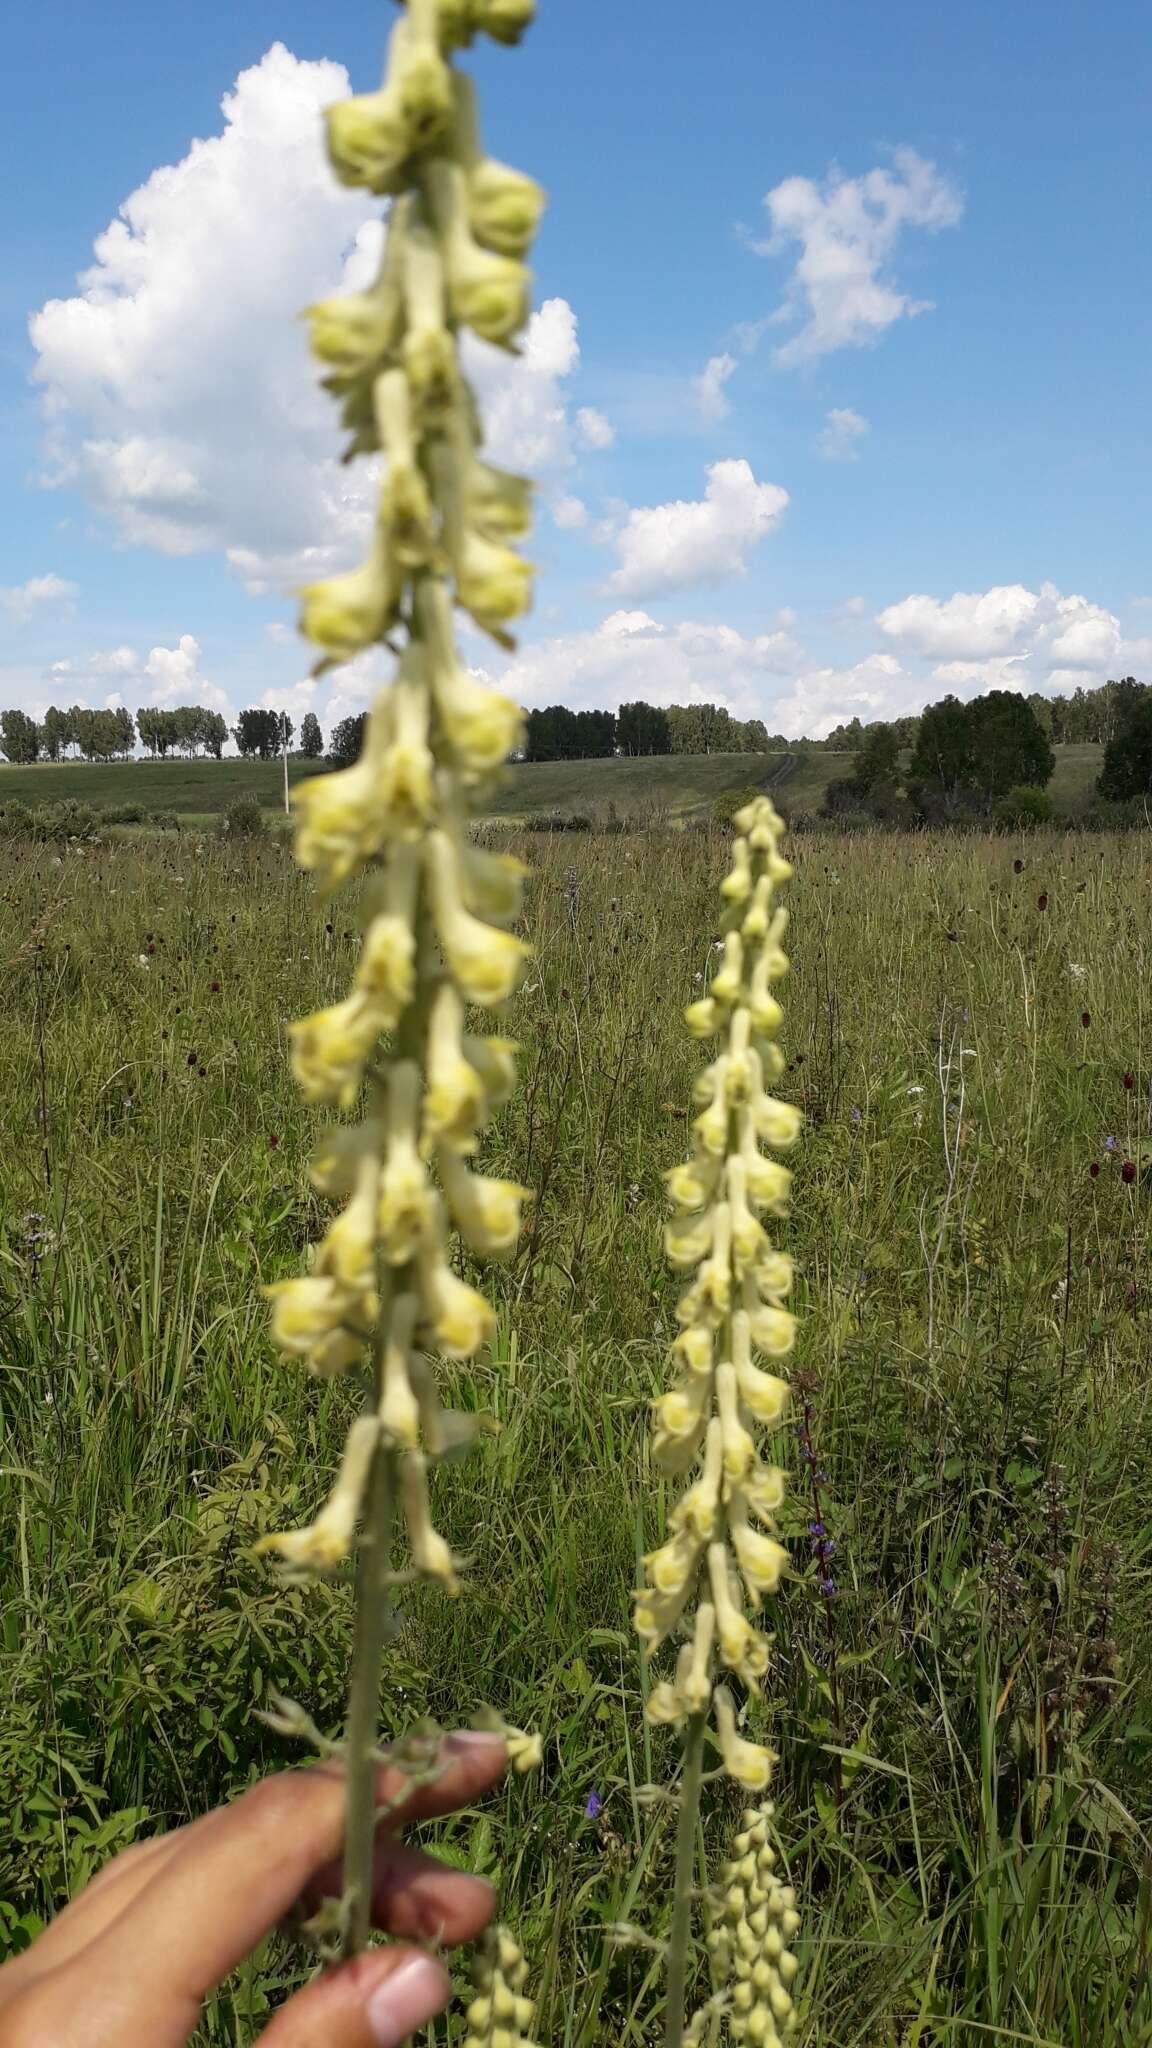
[468,157,547,257]
[439,1148,528,1255]
[400,1447,459,1590]
[714,1686,777,1791]
[418,1238,497,1358]
[256,1415,380,1574]
[299,537,400,663]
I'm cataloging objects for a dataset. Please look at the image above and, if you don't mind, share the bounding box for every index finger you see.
[50,1732,507,2048]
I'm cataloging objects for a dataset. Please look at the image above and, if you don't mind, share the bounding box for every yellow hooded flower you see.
[428,832,530,1004]
[423,983,488,1153]
[309,1116,384,1200]
[256,1416,381,1576]
[356,912,417,1014]
[298,541,399,663]
[456,528,535,633]
[400,1448,459,1591]
[289,990,389,1108]
[467,157,547,258]
[714,1687,777,1792]
[439,1149,528,1255]
[315,1153,380,1296]
[264,1274,366,1376]
[418,1239,497,1358]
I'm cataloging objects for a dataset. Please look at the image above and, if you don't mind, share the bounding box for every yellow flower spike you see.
[289,990,391,1108]
[713,1688,777,1792]
[427,830,530,1004]
[256,1415,382,1575]
[438,1148,529,1255]
[399,1446,460,1590]
[292,707,415,890]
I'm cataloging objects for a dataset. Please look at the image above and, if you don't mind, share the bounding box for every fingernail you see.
[366,1953,450,2047]
[450,1729,506,1753]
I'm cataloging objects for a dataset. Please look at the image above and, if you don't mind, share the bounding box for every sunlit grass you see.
[1,822,1150,2043]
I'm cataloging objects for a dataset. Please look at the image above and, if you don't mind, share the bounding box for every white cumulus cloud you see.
[759,148,963,367]
[2,573,78,623]
[574,405,615,450]
[876,582,1123,686]
[693,352,739,422]
[551,494,588,530]
[818,407,870,461]
[501,610,803,721]
[30,48,593,595]
[605,459,789,599]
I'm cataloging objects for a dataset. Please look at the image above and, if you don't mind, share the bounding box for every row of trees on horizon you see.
[0,675,1146,778]
[0,705,327,764]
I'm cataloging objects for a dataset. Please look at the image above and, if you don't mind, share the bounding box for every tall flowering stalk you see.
[256,0,542,1978]
[636,795,802,2047]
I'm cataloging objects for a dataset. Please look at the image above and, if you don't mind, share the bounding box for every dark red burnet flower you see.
[1089,1161,1101,1178]
[1013,858,1024,874]
[1037,892,1049,912]
[1122,1159,1137,1185]
[268,1134,280,1150]
[210,979,221,993]
[1123,1071,1135,1090]
[1081,1011,1091,1028]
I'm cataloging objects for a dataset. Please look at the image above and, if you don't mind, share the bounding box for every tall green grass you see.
[1,825,1150,2043]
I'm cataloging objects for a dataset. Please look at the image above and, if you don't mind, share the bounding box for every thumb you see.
[258,1946,451,2048]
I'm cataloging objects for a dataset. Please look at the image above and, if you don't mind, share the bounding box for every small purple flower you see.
[819,1578,838,1598]
[1105,1135,1117,1153]
[584,1790,603,1820]
[823,1539,838,1560]
[851,1106,862,1125]
[808,1521,825,1539]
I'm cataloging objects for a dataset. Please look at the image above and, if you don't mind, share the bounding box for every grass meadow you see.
[1,820,1151,2044]
[0,740,1108,828]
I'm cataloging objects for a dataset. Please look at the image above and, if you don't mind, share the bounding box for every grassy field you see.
[0,741,1108,827]
[2,821,1151,2044]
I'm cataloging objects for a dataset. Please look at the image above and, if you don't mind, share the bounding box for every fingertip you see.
[363,1948,452,2047]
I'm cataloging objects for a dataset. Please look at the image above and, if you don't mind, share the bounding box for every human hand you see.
[0,1730,506,2047]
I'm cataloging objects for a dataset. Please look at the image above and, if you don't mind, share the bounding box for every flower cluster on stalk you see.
[257,0,540,1585]
[635,796,800,1790]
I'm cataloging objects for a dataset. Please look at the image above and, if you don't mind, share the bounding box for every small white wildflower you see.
[906,1084,924,1097]
[137,954,151,970]
[1067,962,1087,981]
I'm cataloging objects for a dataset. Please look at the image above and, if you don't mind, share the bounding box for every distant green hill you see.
[0,742,1108,826]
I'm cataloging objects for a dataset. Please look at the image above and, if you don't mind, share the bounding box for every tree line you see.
[0,705,326,764]
[525,700,778,761]
[825,675,1152,823]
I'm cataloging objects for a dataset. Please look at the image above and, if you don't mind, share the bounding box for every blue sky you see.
[2,0,1150,741]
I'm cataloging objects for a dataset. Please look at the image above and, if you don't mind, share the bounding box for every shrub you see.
[994,784,1054,831]
[101,800,147,824]
[712,783,762,829]
[520,810,592,833]
[0,800,34,839]
[217,798,268,840]
[149,810,182,832]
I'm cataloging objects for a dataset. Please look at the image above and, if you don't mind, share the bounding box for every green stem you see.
[664,1708,708,2048]
[341,1432,399,1957]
